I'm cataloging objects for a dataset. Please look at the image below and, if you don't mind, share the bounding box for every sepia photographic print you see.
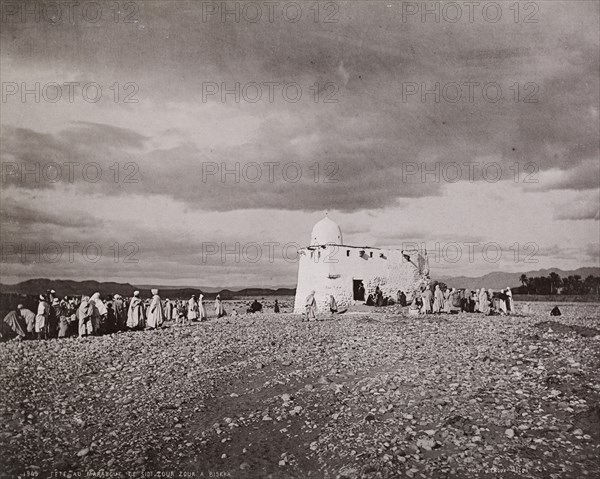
[1,1,599,478]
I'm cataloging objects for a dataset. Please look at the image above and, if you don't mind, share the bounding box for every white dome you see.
[310,215,343,246]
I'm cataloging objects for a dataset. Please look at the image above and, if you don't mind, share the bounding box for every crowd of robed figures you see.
[2,283,515,340]
[412,285,515,315]
[302,285,516,321]
[1,289,231,340]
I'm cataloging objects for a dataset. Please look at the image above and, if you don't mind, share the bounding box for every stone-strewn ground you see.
[1,301,599,479]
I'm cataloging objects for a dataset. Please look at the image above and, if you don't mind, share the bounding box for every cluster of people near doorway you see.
[355,282,515,316]
[1,289,250,341]
[301,283,515,321]
[365,286,399,307]
[355,282,403,307]
[411,285,514,315]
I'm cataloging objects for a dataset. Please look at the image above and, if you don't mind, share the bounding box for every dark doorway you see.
[353,280,365,301]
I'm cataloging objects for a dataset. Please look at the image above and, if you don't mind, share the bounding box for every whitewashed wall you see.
[293,246,430,313]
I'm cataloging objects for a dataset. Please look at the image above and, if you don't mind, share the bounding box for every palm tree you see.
[573,275,582,294]
[549,272,561,295]
[520,274,528,293]
[584,275,599,295]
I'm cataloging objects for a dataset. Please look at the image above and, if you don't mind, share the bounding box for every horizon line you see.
[1,265,598,289]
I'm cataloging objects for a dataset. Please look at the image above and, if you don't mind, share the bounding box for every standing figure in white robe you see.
[199,294,207,321]
[506,287,514,313]
[35,295,50,339]
[163,299,172,321]
[432,285,444,313]
[443,288,454,313]
[479,288,490,315]
[188,295,199,321]
[20,307,36,337]
[112,295,125,330]
[304,291,317,321]
[127,291,145,329]
[77,296,94,337]
[421,288,433,314]
[90,292,107,334]
[215,295,226,318]
[146,289,164,329]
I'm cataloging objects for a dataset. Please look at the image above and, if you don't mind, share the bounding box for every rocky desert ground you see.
[1,300,599,479]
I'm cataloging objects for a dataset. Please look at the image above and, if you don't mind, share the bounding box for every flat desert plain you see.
[1,301,599,479]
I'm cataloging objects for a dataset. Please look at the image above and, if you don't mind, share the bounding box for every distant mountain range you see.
[0,279,295,299]
[2,267,598,298]
[436,267,600,290]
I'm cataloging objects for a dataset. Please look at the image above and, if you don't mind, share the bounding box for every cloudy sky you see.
[1,0,598,288]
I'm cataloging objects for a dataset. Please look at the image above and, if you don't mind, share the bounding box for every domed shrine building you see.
[293,215,430,313]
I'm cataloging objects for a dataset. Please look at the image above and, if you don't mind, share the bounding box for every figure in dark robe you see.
[329,295,338,314]
[357,283,365,301]
[460,290,470,312]
[1,308,28,340]
[397,290,407,307]
[375,287,384,307]
[250,299,263,313]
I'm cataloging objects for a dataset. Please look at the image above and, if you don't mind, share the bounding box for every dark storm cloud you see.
[1,0,598,210]
[0,196,100,230]
[1,123,146,161]
[0,123,147,200]
[2,0,597,285]
[0,194,109,253]
[65,122,148,149]
[1,122,443,211]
